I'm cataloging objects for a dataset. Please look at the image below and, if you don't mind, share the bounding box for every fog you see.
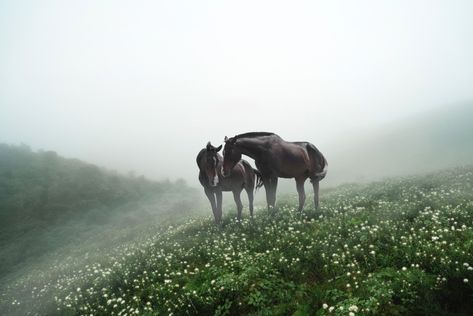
[1,0,473,187]
[2,2,473,314]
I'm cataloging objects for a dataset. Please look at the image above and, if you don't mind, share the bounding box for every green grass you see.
[2,167,473,315]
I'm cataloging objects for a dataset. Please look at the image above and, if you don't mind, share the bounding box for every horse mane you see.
[235,132,276,139]
[196,148,206,168]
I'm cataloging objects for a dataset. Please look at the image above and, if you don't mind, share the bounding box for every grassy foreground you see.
[2,167,473,315]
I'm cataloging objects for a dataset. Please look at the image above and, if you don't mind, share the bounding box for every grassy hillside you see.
[1,166,473,315]
[326,104,473,185]
[0,144,200,280]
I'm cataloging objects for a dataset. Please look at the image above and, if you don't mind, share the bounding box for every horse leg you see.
[311,179,320,209]
[263,178,272,211]
[246,187,254,218]
[204,188,218,223]
[269,177,278,209]
[233,190,243,221]
[296,177,306,212]
[215,190,223,223]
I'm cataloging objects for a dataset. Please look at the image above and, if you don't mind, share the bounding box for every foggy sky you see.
[1,0,473,186]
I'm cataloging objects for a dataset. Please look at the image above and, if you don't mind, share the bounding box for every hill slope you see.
[1,166,473,315]
[0,144,200,280]
[325,104,473,185]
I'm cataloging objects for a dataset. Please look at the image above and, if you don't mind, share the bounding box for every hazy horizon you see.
[2,0,473,186]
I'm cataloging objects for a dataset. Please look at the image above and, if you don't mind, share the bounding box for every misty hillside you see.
[2,166,473,315]
[0,144,199,279]
[326,104,473,185]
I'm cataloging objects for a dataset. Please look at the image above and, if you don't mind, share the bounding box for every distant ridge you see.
[325,103,473,185]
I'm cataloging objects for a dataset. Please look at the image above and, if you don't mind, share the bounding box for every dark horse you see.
[197,142,263,223]
[222,132,327,212]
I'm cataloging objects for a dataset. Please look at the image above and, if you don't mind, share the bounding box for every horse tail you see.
[253,168,264,190]
[314,161,328,181]
[307,143,328,181]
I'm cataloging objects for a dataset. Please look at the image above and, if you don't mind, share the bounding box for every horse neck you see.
[196,149,206,171]
[236,137,267,160]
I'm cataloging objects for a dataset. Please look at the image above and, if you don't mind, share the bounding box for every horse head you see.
[203,141,222,187]
[222,136,241,177]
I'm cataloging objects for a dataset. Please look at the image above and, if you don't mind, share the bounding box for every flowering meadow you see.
[1,167,473,315]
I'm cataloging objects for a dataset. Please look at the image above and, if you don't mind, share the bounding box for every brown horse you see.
[222,132,327,212]
[197,142,263,223]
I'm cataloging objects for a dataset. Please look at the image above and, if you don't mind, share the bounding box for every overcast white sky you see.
[1,0,473,186]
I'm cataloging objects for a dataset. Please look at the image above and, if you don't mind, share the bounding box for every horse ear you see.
[216,145,222,152]
[224,136,228,142]
[206,141,212,150]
